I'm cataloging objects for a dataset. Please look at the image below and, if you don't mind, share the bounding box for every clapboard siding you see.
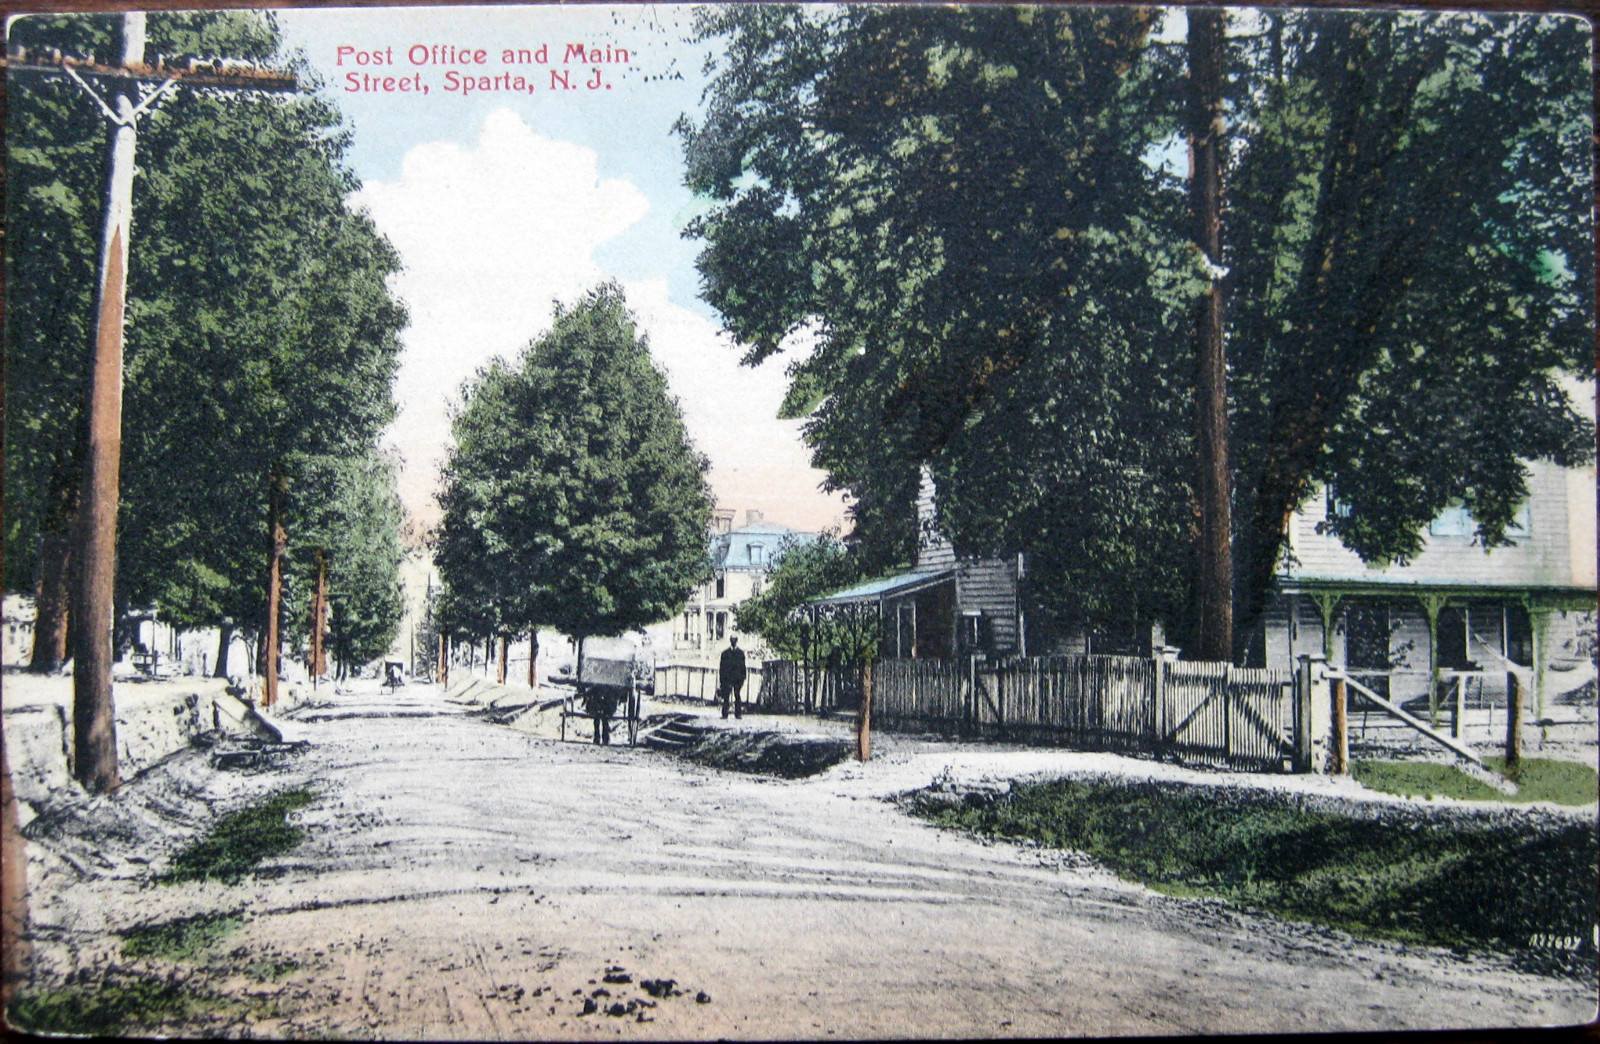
[1287,460,1592,589]
[957,558,1018,647]
[915,466,959,570]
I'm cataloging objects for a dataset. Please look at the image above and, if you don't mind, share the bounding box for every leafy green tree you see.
[1224,9,1594,630]
[733,531,864,660]
[681,5,1593,656]
[5,11,408,671]
[436,284,714,663]
[299,451,407,676]
[681,4,1204,641]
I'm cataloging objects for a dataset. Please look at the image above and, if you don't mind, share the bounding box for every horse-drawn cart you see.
[558,657,643,746]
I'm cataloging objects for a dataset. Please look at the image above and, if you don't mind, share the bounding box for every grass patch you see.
[1354,758,1599,806]
[122,912,243,961]
[1486,757,1600,806]
[913,778,1598,964]
[158,788,315,885]
[245,956,302,982]
[7,968,249,1035]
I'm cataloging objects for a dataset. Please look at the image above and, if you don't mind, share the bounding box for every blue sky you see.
[276,5,846,533]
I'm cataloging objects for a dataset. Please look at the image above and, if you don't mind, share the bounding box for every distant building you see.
[668,509,816,667]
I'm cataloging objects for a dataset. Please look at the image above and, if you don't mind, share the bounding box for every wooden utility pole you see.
[1187,7,1232,663]
[68,13,146,792]
[262,465,288,708]
[8,25,298,790]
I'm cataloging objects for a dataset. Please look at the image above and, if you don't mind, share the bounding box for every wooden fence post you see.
[1452,675,1465,739]
[1294,654,1326,773]
[966,654,977,734]
[1222,664,1234,760]
[995,663,1005,739]
[1151,651,1165,750]
[1330,674,1349,775]
[1504,669,1523,772]
[857,659,874,761]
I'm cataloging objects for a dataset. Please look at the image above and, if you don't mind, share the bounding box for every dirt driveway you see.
[18,681,1597,1039]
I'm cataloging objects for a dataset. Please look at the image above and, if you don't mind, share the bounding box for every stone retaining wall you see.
[2,674,297,821]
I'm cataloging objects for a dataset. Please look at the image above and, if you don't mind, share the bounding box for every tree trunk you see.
[528,633,538,689]
[213,623,234,678]
[262,465,288,708]
[113,590,134,662]
[310,548,327,679]
[438,633,449,688]
[1187,6,1232,663]
[29,526,71,672]
[30,442,81,673]
[497,635,508,685]
[1233,23,1441,640]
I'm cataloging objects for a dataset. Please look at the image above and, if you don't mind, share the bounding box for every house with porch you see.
[1255,457,1596,742]
[808,468,1024,660]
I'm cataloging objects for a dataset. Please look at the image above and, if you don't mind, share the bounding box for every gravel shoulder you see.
[11,681,1597,1039]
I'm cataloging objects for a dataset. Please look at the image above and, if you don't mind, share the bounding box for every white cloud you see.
[620,279,844,533]
[355,108,844,533]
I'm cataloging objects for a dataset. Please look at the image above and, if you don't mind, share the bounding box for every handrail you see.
[1328,667,1485,767]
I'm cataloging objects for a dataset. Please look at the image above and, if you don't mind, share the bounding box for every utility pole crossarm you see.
[4,50,301,93]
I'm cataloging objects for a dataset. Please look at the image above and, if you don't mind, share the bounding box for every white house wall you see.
[1287,459,1591,589]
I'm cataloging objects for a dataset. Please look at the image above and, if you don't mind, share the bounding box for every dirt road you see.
[19,681,1597,1038]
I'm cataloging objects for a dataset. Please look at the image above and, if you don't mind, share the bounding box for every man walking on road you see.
[719,637,747,719]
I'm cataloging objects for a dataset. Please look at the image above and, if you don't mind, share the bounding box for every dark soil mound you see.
[677,728,853,779]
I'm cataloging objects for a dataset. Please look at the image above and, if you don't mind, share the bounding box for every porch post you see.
[1528,602,1552,743]
[1310,591,1342,664]
[1418,593,1448,730]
